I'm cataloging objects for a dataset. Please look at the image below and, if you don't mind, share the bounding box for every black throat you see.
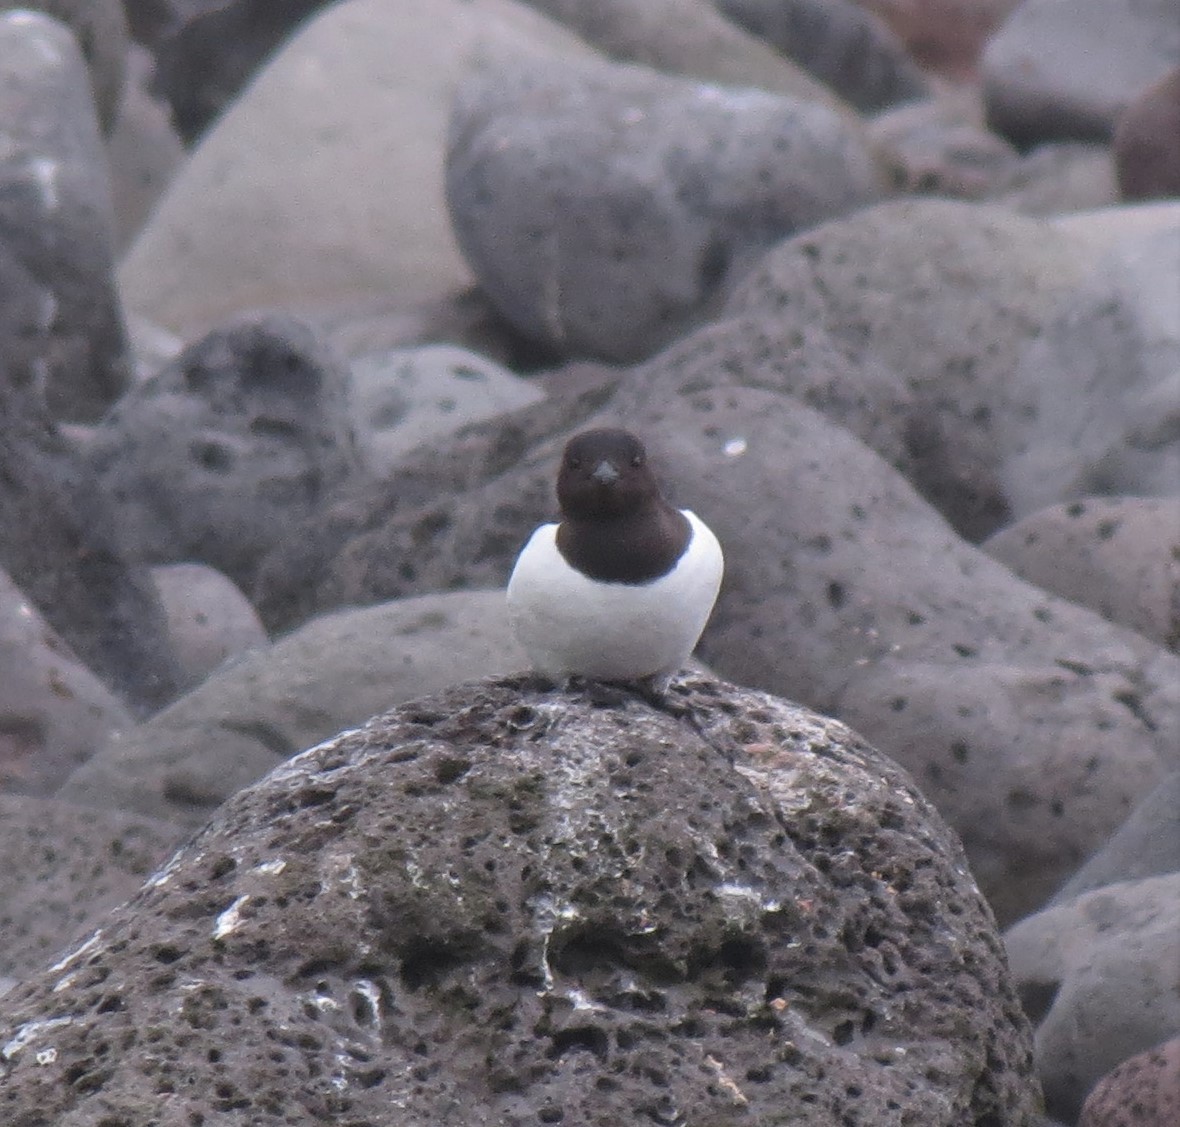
[556,501,692,584]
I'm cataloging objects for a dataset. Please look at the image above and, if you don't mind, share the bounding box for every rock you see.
[0,567,132,795]
[725,198,1092,540]
[859,0,1021,78]
[983,497,1180,652]
[715,0,929,112]
[118,0,599,337]
[105,43,185,251]
[1051,199,1180,258]
[1,0,130,132]
[1004,874,1180,1122]
[868,91,1022,198]
[59,591,529,824]
[1079,1036,1180,1127]
[446,53,885,362]
[1114,68,1180,202]
[0,675,1042,1122]
[1049,772,1180,904]
[0,795,180,983]
[0,9,129,421]
[150,0,328,142]
[350,344,545,476]
[982,0,1180,146]
[0,379,182,715]
[997,226,1180,517]
[281,370,1180,925]
[84,315,362,593]
[149,563,268,690]
[505,0,848,108]
[986,141,1118,216]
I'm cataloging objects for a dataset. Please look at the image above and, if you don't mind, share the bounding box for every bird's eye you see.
[567,457,581,470]
[631,455,643,467]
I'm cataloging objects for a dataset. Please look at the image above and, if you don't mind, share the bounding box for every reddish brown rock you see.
[858,0,1020,78]
[1115,69,1180,201]
[1079,1036,1180,1127]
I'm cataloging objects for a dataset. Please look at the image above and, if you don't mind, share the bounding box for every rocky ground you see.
[1,1,1178,1124]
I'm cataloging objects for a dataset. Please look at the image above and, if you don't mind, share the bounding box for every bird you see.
[507,427,724,690]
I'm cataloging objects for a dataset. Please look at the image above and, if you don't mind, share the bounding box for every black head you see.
[556,428,661,521]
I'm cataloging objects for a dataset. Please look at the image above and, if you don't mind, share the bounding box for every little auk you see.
[507,427,724,687]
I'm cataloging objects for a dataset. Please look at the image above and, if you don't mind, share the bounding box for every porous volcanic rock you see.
[1004,873,1180,1122]
[274,372,1180,924]
[84,314,362,593]
[0,794,181,984]
[1079,1036,1180,1127]
[59,591,529,825]
[982,497,1180,653]
[0,675,1041,1124]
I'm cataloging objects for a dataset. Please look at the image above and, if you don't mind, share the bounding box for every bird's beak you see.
[590,459,620,485]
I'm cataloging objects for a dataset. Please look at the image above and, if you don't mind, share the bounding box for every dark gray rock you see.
[716,0,929,112]
[59,591,529,826]
[997,228,1180,517]
[446,52,884,362]
[262,363,1180,925]
[149,0,329,142]
[0,9,129,421]
[0,377,182,715]
[1004,874,1180,1122]
[1,0,129,131]
[1079,1036,1180,1127]
[724,198,1092,540]
[983,497,1180,653]
[85,314,363,594]
[982,0,1180,146]
[0,795,181,983]
[1049,772,1180,905]
[0,675,1042,1124]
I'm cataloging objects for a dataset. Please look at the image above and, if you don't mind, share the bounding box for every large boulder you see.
[446,52,884,362]
[117,0,599,336]
[0,675,1042,1123]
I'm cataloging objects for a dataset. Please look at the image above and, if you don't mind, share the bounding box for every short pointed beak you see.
[590,459,620,485]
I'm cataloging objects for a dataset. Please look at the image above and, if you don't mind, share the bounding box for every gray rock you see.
[350,344,545,476]
[0,675,1043,1123]
[149,563,268,690]
[59,590,528,824]
[446,53,884,362]
[716,0,929,112]
[282,369,1180,925]
[1050,772,1180,904]
[1004,874,1180,1123]
[1079,1035,1180,1127]
[85,315,362,593]
[724,198,1093,540]
[0,9,129,421]
[983,0,1180,145]
[983,497,1180,652]
[0,795,180,982]
[1,0,129,131]
[998,227,1180,516]
[0,567,132,796]
[0,378,182,715]
[118,0,599,337]
[520,0,851,107]
[988,141,1118,216]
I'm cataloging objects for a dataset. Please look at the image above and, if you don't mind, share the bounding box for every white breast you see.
[506,510,724,682]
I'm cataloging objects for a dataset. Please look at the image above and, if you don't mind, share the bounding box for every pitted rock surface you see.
[85,314,362,593]
[0,675,1040,1125]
